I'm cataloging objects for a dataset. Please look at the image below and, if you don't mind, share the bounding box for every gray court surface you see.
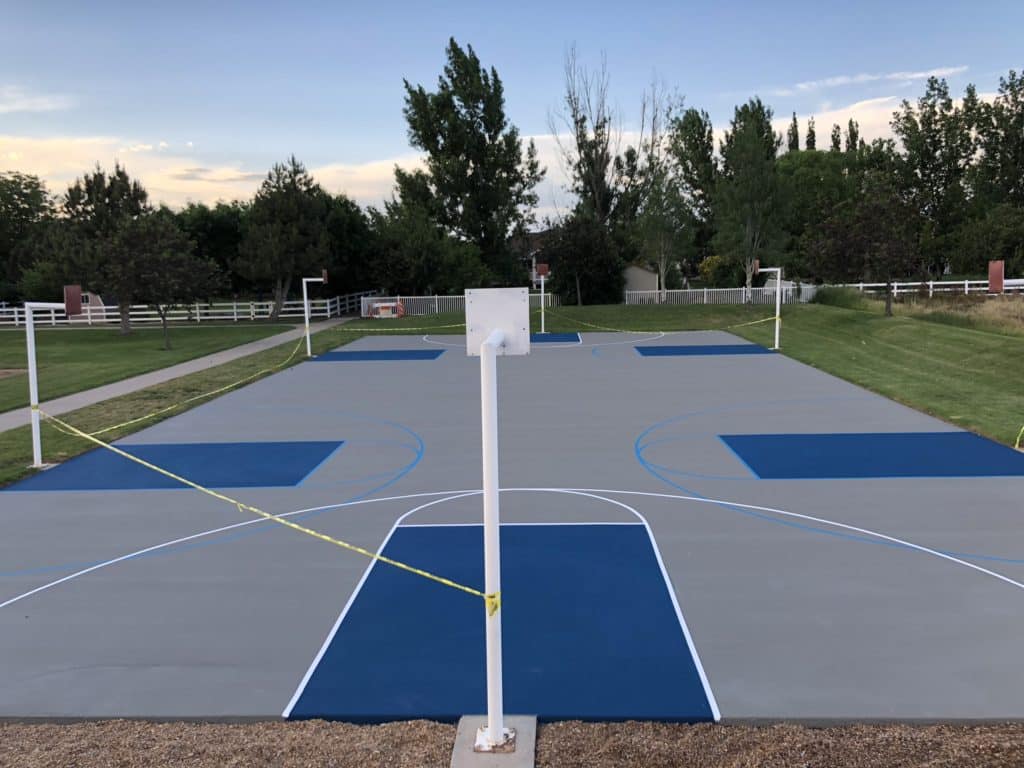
[2,329,1023,721]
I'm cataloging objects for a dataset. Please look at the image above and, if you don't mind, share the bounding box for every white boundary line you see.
[420,332,669,349]
[279,487,721,722]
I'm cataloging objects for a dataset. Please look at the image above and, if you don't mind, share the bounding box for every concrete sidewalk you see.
[0,318,350,434]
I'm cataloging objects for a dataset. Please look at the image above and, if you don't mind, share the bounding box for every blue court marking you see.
[5,441,343,491]
[635,344,772,357]
[531,332,581,343]
[313,349,444,361]
[720,431,1024,479]
[288,524,714,722]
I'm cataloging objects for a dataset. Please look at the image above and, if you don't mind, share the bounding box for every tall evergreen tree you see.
[830,124,842,152]
[666,107,718,261]
[787,112,800,152]
[398,38,543,282]
[845,119,860,153]
[806,116,817,151]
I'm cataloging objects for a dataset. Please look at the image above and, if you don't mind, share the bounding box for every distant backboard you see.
[989,260,1004,294]
[465,288,530,357]
[536,263,550,277]
[63,285,82,316]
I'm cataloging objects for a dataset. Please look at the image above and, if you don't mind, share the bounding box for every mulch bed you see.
[1,720,1023,767]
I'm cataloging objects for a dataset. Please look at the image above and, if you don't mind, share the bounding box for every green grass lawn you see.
[2,304,1021,488]
[0,323,294,413]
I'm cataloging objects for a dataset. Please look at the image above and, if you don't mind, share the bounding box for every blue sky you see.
[1,0,1021,210]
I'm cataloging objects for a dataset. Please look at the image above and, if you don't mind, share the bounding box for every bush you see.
[810,286,875,310]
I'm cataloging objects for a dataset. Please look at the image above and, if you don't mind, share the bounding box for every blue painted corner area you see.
[314,350,443,361]
[531,332,581,343]
[288,524,714,722]
[6,440,344,491]
[636,344,772,357]
[720,431,1024,479]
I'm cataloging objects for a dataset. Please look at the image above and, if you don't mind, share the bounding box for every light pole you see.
[301,271,328,358]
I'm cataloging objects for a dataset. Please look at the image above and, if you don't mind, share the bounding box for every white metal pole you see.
[774,268,782,351]
[480,328,507,750]
[25,306,42,468]
[540,274,546,334]
[302,279,312,358]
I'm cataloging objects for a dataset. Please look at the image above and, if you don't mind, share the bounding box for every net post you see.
[25,305,42,467]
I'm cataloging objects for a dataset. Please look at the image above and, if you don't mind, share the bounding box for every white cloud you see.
[772,66,968,96]
[158,141,169,149]
[0,85,75,114]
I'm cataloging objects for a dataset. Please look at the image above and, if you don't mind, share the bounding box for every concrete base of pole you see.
[451,715,536,768]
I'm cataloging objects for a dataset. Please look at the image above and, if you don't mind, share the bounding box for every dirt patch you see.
[0,369,24,380]
[2,720,1023,768]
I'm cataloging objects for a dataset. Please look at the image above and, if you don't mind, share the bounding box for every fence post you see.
[929,281,934,298]
[703,287,708,304]
[50,309,56,326]
[233,301,238,322]
[859,282,864,291]
[964,279,969,295]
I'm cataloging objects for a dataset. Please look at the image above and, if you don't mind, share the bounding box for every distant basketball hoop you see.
[536,263,550,277]
[63,285,82,316]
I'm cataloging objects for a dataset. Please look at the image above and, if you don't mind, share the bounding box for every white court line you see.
[280,487,721,722]
[420,332,669,349]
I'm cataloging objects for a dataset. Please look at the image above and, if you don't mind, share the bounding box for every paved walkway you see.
[0,318,351,434]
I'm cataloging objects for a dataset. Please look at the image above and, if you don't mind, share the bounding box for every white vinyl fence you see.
[0,290,380,328]
[625,285,815,306]
[837,279,1024,296]
[361,292,560,318]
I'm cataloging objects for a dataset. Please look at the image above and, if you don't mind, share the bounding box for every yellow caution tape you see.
[539,307,778,334]
[726,315,780,329]
[41,410,500,615]
[1016,424,1024,451]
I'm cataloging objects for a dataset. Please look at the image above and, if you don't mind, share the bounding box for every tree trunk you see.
[270,277,284,320]
[159,308,172,350]
[745,260,754,291]
[574,273,583,306]
[119,302,131,336]
[885,281,893,317]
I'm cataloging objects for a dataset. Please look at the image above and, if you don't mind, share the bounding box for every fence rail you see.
[837,279,1024,296]
[625,285,814,306]
[0,290,380,328]
[360,292,560,318]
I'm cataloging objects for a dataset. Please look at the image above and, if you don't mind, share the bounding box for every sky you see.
[1,0,1022,217]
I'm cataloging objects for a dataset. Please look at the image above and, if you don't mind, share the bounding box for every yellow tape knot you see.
[485,592,501,616]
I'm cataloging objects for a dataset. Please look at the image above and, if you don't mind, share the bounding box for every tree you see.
[324,194,377,293]
[399,38,543,282]
[806,117,817,151]
[544,214,624,305]
[62,164,151,333]
[237,156,330,319]
[952,203,1024,276]
[891,77,977,274]
[177,202,248,295]
[972,70,1024,208]
[845,119,860,154]
[124,212,221,349]
[637,156,688,297]
[830,124,842,152]
[0,172,53,301]
[810,173,918,315]
[715,98,782,288]
[666,107,718,262]
[787,112,800,152]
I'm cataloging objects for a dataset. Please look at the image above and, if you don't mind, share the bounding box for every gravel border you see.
[2,720,1024,767]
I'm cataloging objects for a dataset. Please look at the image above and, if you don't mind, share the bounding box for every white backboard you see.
[465,288,531,357]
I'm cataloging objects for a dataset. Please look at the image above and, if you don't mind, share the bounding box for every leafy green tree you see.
[787,112,800,152]
[810,173,919,315]
[399,38,543,282]
[176,202,248,295]
[952,203,1024,275]
[60,164,151,333]
[0,172,53,301]
[891,77,977,274]
[124,212,221,349]
[237,156,330,318]
[830,124,842,152]
[666,107,718,262]
[370,198,488,294]
[637,158,688,296]
[324,193,377,292]
[845,119,860,154]
[806,117,817,151]
[544,213,624,305]
[715,98,782,288]
[777,149,852,277]
[972,70,1024,208]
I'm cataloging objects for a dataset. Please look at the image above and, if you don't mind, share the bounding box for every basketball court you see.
[3,326,1024,722]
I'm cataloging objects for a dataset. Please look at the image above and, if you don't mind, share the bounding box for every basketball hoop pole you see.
[301,276,326,358]
[540,274,546,334]
[24,301,65,467]
[757,266,783,350]
[478,327,510,751]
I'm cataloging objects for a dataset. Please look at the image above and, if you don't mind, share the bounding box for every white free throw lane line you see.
[280,487,721,722]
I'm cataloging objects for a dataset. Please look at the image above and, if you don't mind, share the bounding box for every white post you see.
[774,268,782,350]
[23,301,65,468]
[478,328,509,751]
[540,274,546,334]
[302,276,326,358]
